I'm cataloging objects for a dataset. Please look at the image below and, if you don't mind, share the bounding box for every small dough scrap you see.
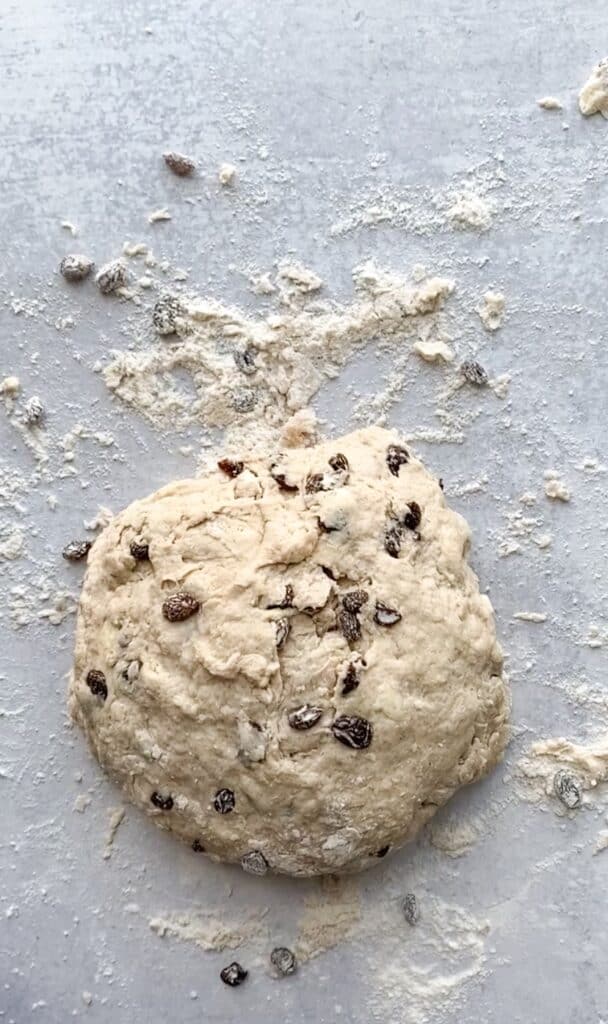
[579,59,608,118]
[477,291,505,332]
[537,96,563,110]
[544,470,571,502]
[69,427,509,877]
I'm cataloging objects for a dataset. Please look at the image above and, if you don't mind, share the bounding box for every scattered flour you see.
[447,191,493,232]
[102,807,126,860]
[544,470,571,502]
[517,733,608,807]
[295,876,361,962]
[149,908,270,952]
[427,819,477,858]
[578,59,608,118]
[477,290,505,332]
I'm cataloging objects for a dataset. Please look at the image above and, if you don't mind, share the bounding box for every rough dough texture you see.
[69,427,509,876]
[579,58,608,118]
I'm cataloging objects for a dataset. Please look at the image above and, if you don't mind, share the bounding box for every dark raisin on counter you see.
[461,359,489,386]
[214,788,235,814]
[62,540,92,562]
[386,444,409,476]
[129,539,150,561]
[270,947,297,976]
[328,453,349,473]
[192,839,205,852]
[553,769,582,809]
[275,617,291,648]
[342,590,369,614]
[331,714,373,749]
[241,850,269,875]
[402,893,419,925]
[220,962,248,987]
[402,501,422,531]
[218,458,244,478]
[288,705,323,730]
[374,601,402,626]
[85,669,107,700]
[338,609,361,642]
[163,151,196,176]
[150,791,174,810]
[162,592,200,621]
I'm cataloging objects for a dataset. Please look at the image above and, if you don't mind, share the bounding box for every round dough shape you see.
[69,426,509,876]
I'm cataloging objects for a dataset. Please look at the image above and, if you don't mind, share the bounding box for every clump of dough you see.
[477,290,505,332]
[69,427,508,876]
[579,59,608,118]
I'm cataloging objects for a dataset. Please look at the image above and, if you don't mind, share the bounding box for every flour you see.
[149,907,270,952]
[517,733,608,807]
[102,807,126,860]
[427,820,477,858]
[544,469,571,502]
[447,191,493,232]
[102,263,455,451]
[578,59,608,118]
[0,527,25,561]
[477,290,505,332]
[295,877,361,961]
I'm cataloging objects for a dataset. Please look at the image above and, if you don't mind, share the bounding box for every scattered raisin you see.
[218,458,244,478]
[152,294,183,336]
[214,788,235,814]
[402,893,419,925]
[402,501,422,531]
[163,151,196,176]
[267,585,294,610]
[375,845,390,858]
[95,259,127,295]
[342,591,369,614]
[231,387,257,413]
[150,791,173,810]
[275,617,291,648]
[331,715,373,749]
[192,839,205,853]
[340,662,361,695]
[328,453,349,473]
[338,609,361,642]
[59,254,94,282]
[270,947,297,976]
[386,444,409,477]
[234,348,256,375]
[162,592,200,621]
[288,705,323,730]
[62,539,92,562]
[220,962,248,987]
[374,601,402,626]
[85,669,107,700]
[321,565,336,580]
[241,850,269,875]
[305,472,325,494]
[129,539,150,561]
[553,769,582,809]
[270,466,298,492]
[384,525,402,558]
[439,477,444,491]
[461,359,489,386]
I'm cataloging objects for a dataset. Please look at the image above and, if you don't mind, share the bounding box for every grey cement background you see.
[1,1,608,1022]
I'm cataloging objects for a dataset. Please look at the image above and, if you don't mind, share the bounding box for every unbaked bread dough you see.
[69,426,509,876]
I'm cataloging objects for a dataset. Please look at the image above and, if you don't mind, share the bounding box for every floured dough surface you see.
[69,427,509,876]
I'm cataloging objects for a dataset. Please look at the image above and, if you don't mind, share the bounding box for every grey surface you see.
[1,1,608,1022]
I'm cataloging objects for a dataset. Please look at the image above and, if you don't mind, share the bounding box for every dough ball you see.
[69,426,509,876]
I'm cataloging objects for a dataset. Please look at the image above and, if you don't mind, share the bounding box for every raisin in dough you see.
[69,426,509,876]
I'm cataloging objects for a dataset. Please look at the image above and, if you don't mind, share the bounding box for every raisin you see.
[317,516,339,534]
[328,453,349,473]
[402,501,422,531]
[439,477,444,491]
[331,715,373,749]
[62,539,92,562]
[150,791,173,810]
[321,565,336,580]
[342,591,369,614]
[386,444,409,477]
[24,396,44,425]
[270,466,298,493]
[270,947,297,976]
[305,472,325,494]
[553,769,582,809]
[231,387,257,413]
[86,669,107,700]
[129,539,150,561]
[338,609,361,642]
[163,151,196,176]
[59,254,94,282]
[152,294,183,336]
[267,584,294,610]
[402,893,419,925]
[121,660,141,683]
[374,601,402,626]
[340,662,361,695]
[192,839,205,852]
[275,617,291,648]
[234,348,256,375]
[220,962,248,987]
[375,845,390,858]
[95,259,127,295]
[288,705,323,730]
[214,788,235,814]
[241,850,269,876]
[384,526,402,558]
[218,458,244,478]
[162,592,200,621]
[461,359,489,386]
